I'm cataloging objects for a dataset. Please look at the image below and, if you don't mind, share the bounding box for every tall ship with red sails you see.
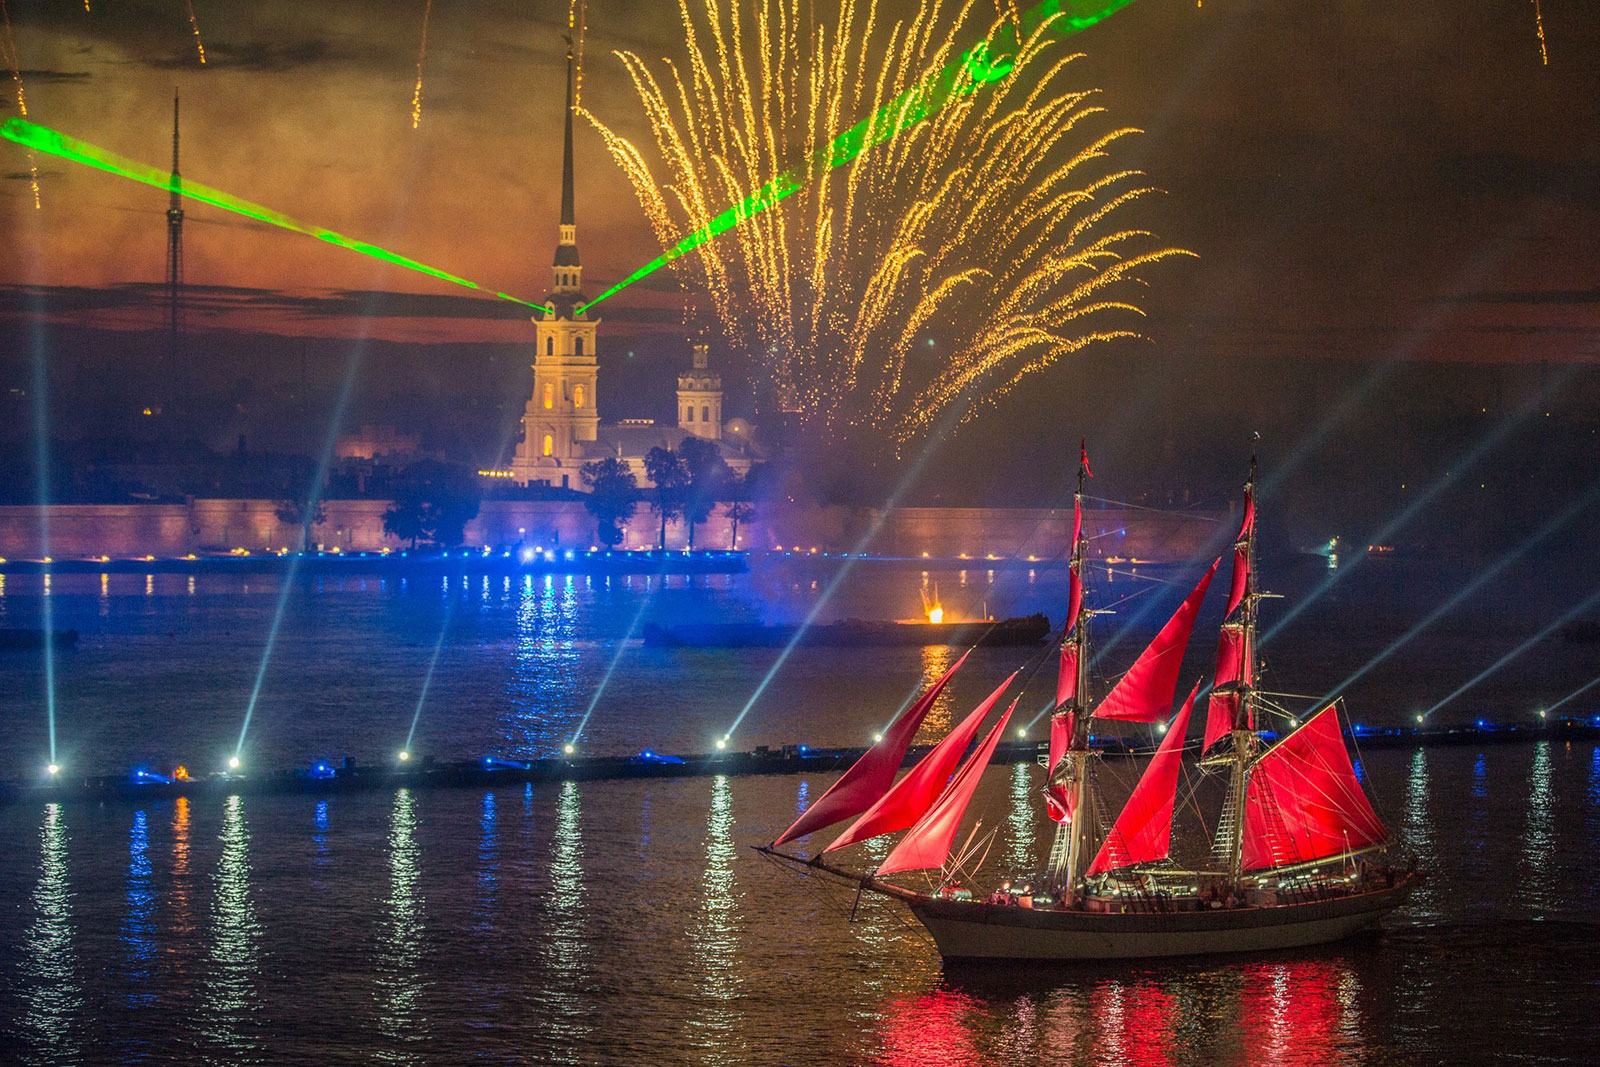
[760,444,1419,960]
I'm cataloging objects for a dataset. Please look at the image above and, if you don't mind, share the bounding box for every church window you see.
[542,434,554,457]
[702,404,710,424]
[575,337,585,357]
[543,382,554,409]
[574,384,585,409]
[685,406,694,423]
[546,337,553,356]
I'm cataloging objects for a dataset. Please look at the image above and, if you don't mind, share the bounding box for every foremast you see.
[1046,444,1097,901]
[1208,439,1261,893]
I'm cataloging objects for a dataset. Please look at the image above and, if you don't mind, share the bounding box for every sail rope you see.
[1081,495,1228,522]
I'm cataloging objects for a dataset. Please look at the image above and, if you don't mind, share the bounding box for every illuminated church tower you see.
[678,343,723,440]
[511,43,599,488]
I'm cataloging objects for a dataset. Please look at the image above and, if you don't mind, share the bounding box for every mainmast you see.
[1214,437,1261,890]
[1046,443,1097,900]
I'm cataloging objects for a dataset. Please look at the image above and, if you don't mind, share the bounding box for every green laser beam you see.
[0,116,553,314]
[574,0,1140,315]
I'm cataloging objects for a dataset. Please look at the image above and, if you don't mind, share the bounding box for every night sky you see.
[1,0,1597,519]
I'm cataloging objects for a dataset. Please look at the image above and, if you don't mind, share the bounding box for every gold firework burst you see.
[588,0,1190,446]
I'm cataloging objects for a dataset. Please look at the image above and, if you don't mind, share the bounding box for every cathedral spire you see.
[551,39,582,301]
[560,40,575,230]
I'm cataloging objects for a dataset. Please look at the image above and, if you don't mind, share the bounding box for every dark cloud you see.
[1442,288,1600,306]
[143,38,384,73]
[1439,152,1600,206]
[16,69,92,82]
[0,283,522,322]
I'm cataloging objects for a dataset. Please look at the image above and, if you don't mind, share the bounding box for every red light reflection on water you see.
[874,954,1358,1064]
[1237,957,1356,1066]
[878,989,984,1067]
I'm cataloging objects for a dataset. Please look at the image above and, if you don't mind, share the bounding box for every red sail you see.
[826,672,1017,852]
[1096,560,1219,722]
[876,699,1017,877]
[774,651,970,846]
[1056,642,1079,709]
[1241,706,1389,871]
[1088,681,1199,875]
[1066,491,1085,642]
[1044,710,1075,823]
[1213,624,1248,689]
[1224,490,1255,617]
[1203,691,1236,752]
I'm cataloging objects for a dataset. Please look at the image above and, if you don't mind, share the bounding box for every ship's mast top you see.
[1224,433,1262,889]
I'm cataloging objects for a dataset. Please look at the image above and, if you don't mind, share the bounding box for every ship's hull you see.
[903,878,1417,961]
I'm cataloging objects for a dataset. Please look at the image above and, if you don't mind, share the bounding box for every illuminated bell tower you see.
[511,41,599,487]
[677,343,723,441]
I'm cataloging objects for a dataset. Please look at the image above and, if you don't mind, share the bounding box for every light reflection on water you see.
[1402,748,1439,917]
[121,810,157,1011]
[376,788,427,1063]
[505,574,582,758]
[312,799,330,874]
[20,802,81,1061]
[1006,760,1037,876]
[203,794,261,1063]
[540,781,591,1060]
[685,775,744,1061]
[1522,741,1554,911]
[916,644,957,742]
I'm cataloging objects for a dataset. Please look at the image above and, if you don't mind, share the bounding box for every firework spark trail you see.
[588,0,1179,443]
[183,0,207,64]
[410,0,433,128]
[1532,0,1549,65]
[0,0,40,208]
[569,0,586,108]
[0,116,553,311]
[578,0,1140,318]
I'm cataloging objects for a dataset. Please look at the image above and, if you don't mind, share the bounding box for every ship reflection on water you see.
[880,953,1363,1066]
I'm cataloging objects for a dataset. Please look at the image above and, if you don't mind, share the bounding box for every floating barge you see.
[3,717,1595,809]
[642,613,1052,648]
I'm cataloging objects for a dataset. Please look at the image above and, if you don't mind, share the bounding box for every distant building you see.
[335,424,423,462]
[505,47,758,491]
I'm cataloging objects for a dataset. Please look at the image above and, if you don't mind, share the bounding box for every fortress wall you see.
[0,500,1226,562]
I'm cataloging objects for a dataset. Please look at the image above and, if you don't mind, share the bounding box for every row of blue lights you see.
[46,705,1600,785]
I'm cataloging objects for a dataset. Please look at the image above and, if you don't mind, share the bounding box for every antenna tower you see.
[164,90,184,384]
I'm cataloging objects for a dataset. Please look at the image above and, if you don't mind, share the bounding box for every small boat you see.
[759,442,1419,961]
[642,614,1050,648]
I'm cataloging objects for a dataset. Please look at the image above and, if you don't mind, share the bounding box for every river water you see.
[1,556,1597,1063]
